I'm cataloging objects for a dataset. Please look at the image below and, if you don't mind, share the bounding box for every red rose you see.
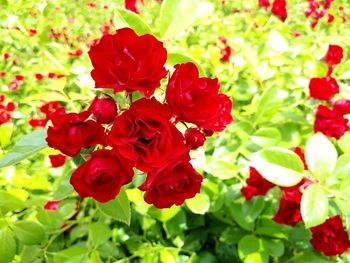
[273,178,312,226]
[333,99,350,115]
[88,96,118,124]
[220,46,232,63]
[6,102,16,112]
[125,0,140,13]
[185,128,206,150]
[293,147,308,170]
[324,45,343,67]
[309,76,339,101]
[273,188,302,226]
[108,98,187,172]
[35,73,44,80]
[139,154,203,208]
[314,105,349,139]
[49,154,67,168]
[310,215,350,256]
[166,63,233,132]
[88,28,167,98]
[0,111,11,125]
[240,167,275,200]
[46,111,106,156]
[70,150,134,203]
[271,0,287,22]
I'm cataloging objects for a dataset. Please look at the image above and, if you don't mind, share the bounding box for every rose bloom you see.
[125,0,144,14]
[139,154,202,208]
[273,178,312,226]
[185,128,206,150]
[240,167,275,200]
[88,28,167,98]
[258,0,270,8]
[88,96,118,124]
[108,98,187,172]
[271,0,287,22]
[70,149,134,203]
[314,105,349,140]
[310,215,350,256]
[324,45,343,67]
[309,76,339,101]
[46,111,106,156]
[333,99,350,115]
[49,154,67,168]
[166,63,233,132]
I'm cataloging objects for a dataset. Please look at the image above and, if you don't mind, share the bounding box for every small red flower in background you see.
[88,96,118,124]
[0,95,15,125]
[46,111,106,157]
[310,215,350,256]
[68,49,83,57]
[166,63,233,132]
[185,128,206,150]
[218,37,232,63]
[314,104,349,139]
[88,28,167,98]
[139,154,203,208]
[15,75,24,81]
[70,150,134,203]
[309,76,339,101]
[324,44,343,68]
[271,0,287,21]
[259,0,270,8]
[44,200,60,211]
[4,53,10,60]
[0,72,6,77]
[29,101,65,128]
[28,29,37,36]
[125,0,144,14]
[241,167,275,201]
[49,154,67,168]
[35,73,44,81]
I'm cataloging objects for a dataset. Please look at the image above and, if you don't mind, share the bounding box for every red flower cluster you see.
[305,0,335,28]
[258,0,287,22]
[46,28,233,208]
[0,95,16,125]
[308,45,349,139]
[243,147,350,255]
[29,101,65,128]
[218,37,232,63]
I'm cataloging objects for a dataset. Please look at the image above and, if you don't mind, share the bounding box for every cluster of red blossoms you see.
[45,27,233,208]
[218,37,232,63]
[0,95,16,126]
[241,147,350,256]
[305,0,335,28]
[258,0,287,22]
[309,44,350,139]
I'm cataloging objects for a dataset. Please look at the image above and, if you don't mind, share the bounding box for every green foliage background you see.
[1,0,350,262]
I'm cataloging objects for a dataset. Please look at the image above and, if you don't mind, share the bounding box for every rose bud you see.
[324,45,343,67]
[88,96,118,124]
[49,154,67,168]
[185,128,206,150]
[333,99,350,115]
[70,149,134,203]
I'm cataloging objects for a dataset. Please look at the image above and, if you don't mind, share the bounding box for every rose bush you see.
[0,0,350,262]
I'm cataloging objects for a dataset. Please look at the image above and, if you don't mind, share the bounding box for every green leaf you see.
[305,133,337,180]
[251,147,304,186]
[261,238,284,257]
[251,128,281,148]
[0,190,26,214]
[36,209,65,229]
[0,226,16,263]
[0,129,47,168]
[88,222,110,246]
[0,123,13,148]
[301,184,329,228]
[244,252,269,263]
[185,193,210,215]
[238,235,260,259]
[148,205,180,222]
[159,0,198,39]
[20,245,41,263]
[90,251,103,263]
[116,9,152,35]
[97,188,131,225]
[167,52,205,75]
[13,221,45,245]
[333,154,350,180]
[255,87,282,124]
[338,132,350,153]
